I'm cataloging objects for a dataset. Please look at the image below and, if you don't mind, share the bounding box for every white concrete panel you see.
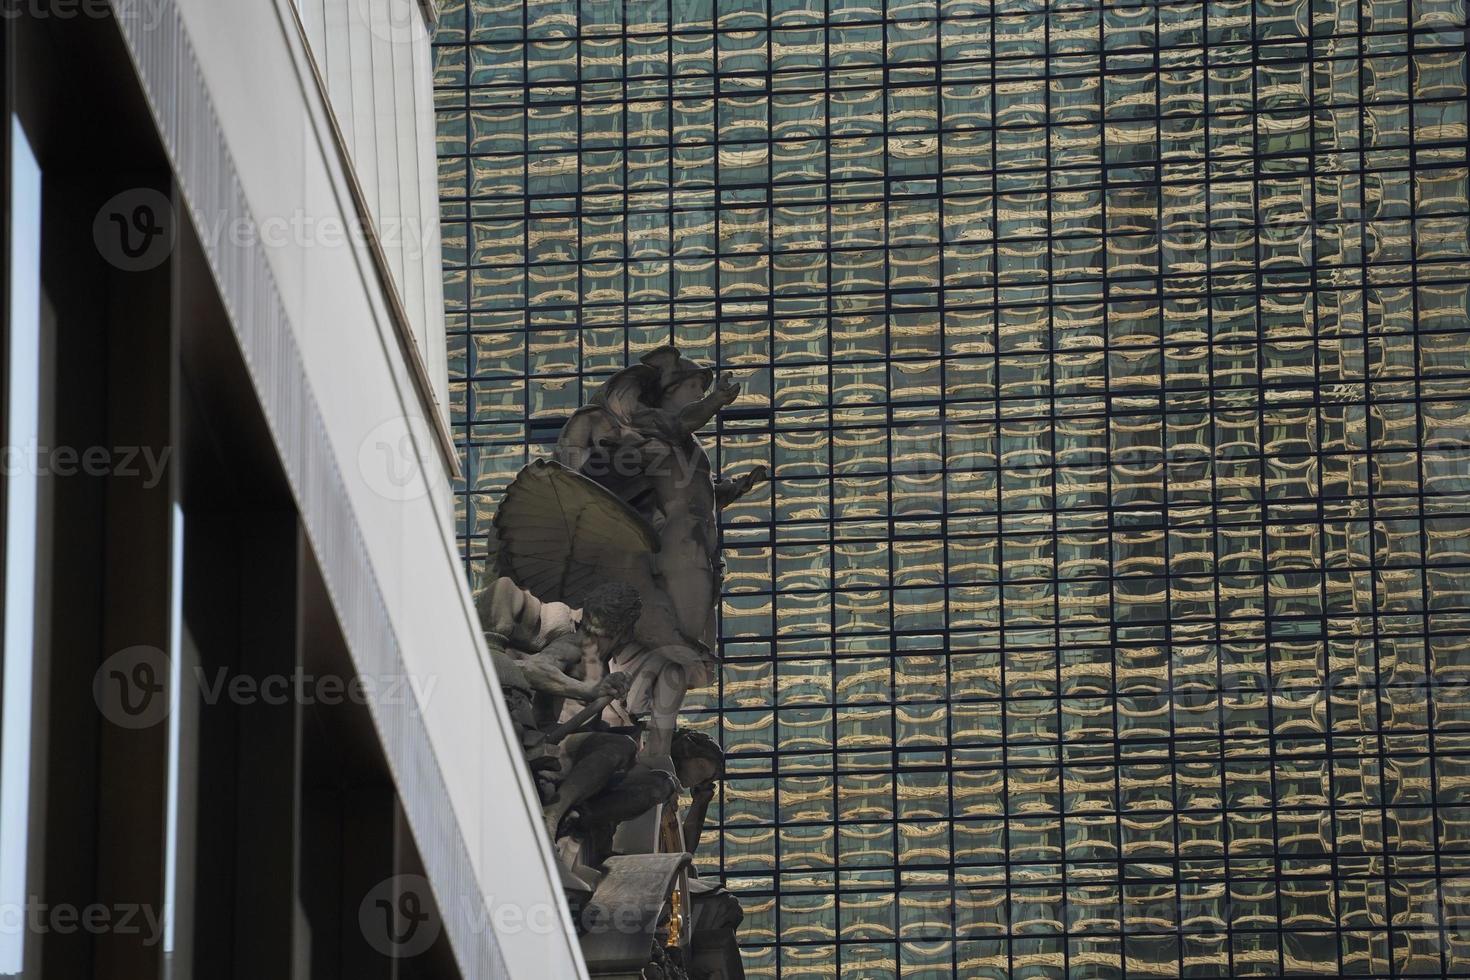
[411,25,449,412]
[291,0,445,416]
[366,0,404,300]
[387,0,423,351]
[322,0,355,151]
[302,0,326,61]
[162,0,585,975]
[346,0,381,225]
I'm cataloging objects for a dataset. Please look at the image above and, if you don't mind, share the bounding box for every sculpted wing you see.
[493,458,661,607]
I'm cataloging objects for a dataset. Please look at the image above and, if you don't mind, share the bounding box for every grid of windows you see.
[434,0,1470,975]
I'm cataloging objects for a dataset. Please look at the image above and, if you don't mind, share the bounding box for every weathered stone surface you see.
[580,854,691,975]
[478,347,748,978]
[687,876,746,980]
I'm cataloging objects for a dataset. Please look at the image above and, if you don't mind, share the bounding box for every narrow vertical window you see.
[1,114,42,978]
[163,504,186,975]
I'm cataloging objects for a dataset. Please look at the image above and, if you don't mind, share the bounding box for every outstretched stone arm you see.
[520,637,630,703]
[715,464,768,509]
[677,375,741,434]
[682,782,715,857]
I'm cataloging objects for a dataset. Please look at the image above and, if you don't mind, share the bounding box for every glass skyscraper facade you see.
[434,1,1470,975]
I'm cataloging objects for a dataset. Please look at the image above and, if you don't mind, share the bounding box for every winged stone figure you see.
[553,347,766,653]
[494,459,705,768]
[496,347,764,769]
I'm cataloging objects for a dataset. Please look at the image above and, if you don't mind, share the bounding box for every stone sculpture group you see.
[477,347,759,979]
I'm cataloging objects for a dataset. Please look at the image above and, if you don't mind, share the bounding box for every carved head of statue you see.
[640,346,713,412]
[579,581,643,651]
[672,728,725,789]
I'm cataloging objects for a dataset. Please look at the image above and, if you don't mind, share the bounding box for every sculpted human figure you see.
[551,346,765,768]
[558,348,765,651]
[487,347,753,977]
[671,729,724,857]
[486,648,562,805]
[478,578,643,839]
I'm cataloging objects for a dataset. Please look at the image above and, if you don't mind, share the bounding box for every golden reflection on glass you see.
[438,0,1470,971]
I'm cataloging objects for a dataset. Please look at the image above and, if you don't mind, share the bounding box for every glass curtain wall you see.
[435,1,1470,976]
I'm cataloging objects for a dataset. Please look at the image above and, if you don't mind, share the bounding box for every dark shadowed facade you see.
[2,2,576,978]
[434,1,1470,976]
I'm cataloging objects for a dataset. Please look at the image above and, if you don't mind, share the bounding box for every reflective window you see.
[437,1,1470,975]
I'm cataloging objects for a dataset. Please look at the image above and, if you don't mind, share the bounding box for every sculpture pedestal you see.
[581,853,691,977]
